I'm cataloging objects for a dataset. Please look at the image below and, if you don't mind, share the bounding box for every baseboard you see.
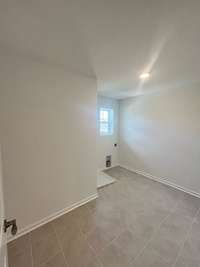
[120,165,200,199]
[7,193,98,243]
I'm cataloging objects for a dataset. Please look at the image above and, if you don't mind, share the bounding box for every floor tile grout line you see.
[52,205,105,267]
[82,174,182,265]
[79,191,127,255]
[29,234,34,267]
[30,228,62,267]
[82,216,139,266]
[84,195,179,266]
[38,252,65,267]
[79,189,146,264]
[84,209,134,257]
[51,223,70,267]
[86,241,105,267]
[76,215,105,267]
[69,206,106,267]
[129,199,181,265]
[79,199,132,265]
[171,206,200,267]
[51,207,99,266]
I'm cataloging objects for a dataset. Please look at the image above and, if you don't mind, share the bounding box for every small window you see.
[99,108,114,136]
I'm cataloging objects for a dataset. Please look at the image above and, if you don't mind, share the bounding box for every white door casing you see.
[0,147,7,267]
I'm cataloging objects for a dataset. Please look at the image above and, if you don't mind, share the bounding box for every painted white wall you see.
[119,86,200,194]
[97,96,119,170]
[0,53,97,233]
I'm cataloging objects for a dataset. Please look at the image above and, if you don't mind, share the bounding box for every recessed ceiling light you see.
[139,72,150,79]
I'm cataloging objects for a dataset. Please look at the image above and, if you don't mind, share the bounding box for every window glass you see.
[99,108,113,136]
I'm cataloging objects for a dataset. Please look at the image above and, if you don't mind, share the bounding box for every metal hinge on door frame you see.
[3,219,17,236]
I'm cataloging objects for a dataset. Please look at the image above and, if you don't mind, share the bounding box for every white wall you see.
[97,96,119,170]
[0,54,97,234]
[119,86,200,194]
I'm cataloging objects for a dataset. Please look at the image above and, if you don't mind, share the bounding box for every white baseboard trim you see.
[120,165,200,199]
[7,193,98,243]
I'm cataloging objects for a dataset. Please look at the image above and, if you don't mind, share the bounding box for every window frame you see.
[99,107,114,136]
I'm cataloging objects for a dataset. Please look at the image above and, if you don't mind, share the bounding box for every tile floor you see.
[97,171,116,188]
[8,166,200,267]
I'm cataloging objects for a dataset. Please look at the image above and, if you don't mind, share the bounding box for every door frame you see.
[0,146,8,267]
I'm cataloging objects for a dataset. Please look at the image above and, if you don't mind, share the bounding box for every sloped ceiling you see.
[0,0,200,98]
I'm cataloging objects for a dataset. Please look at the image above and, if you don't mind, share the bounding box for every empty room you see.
[0,1,200,267]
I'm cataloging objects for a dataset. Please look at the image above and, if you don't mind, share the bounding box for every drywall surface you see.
[0,54,97,232]
[97,96,119,170]
[119,86,200,194]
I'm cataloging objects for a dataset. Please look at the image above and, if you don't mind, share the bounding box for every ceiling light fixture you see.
[139,72,150,79]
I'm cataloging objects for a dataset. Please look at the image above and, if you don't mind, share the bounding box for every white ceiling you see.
[1,0,200,99]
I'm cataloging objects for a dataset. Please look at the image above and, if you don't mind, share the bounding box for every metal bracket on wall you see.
[4,219,18,236]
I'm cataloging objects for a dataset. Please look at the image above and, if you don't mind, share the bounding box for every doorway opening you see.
[97,95,119,188]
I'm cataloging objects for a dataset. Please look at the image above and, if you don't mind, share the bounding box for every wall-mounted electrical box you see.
[106,155,111,168]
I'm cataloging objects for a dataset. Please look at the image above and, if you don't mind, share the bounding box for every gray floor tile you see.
[31,223,54,244]
[99,242,131,267]
[51,210,80,241]
[32,233,60,266]
[8,234,31,256]
[174,255,200,267]
[129,247,170,267]
[112,229,147,261]
[60,228,97,267]
[147,234,181,264]
[175,194,200,218]
[8,247,33,267]
[128,210,164,242]
[181,236,200,261]
[86,225,115,253]
[194,209,200,223]
[157,212,192,244]
[190,220,200,240]
[7,166,200,267]
[39,253,67,267]
[84,257,103,267]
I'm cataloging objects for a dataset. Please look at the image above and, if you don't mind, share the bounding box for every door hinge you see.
[4,219,17,236]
